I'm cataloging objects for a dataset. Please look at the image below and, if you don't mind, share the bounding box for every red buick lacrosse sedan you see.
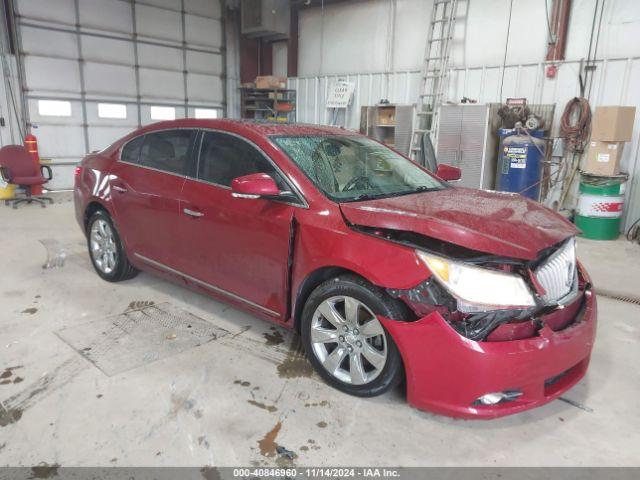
[74,119,596,418]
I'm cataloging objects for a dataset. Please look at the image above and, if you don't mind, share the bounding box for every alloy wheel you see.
[90,219,118,275]
[310,295,388,385]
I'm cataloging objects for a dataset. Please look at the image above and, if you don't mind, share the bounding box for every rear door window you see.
[139,129,195,175]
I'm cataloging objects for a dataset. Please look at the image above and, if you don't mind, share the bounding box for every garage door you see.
[14,0,225,189]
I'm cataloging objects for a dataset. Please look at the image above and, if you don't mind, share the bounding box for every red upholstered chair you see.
[0,145,53,208]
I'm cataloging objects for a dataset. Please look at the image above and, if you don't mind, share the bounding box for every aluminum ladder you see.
[410,0,459,162]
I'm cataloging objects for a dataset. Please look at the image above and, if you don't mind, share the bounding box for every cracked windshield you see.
[272,135,445,202]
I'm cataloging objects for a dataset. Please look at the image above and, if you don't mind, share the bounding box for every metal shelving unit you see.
[359,104,414,155]
[240,88,296,122]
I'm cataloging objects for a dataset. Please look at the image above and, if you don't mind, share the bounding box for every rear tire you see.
[87,210,138,282]
[301,274,407,397]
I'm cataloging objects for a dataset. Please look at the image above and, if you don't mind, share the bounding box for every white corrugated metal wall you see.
[13,0,225,189]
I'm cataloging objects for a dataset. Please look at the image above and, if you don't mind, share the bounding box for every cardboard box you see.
[583,140,624,176]
[255,76,286,89]
[591,106,636,141]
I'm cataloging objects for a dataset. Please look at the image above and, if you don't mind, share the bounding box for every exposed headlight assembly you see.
[416,250,536,312]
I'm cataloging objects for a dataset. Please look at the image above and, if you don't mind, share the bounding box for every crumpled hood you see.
[340,187,578,260]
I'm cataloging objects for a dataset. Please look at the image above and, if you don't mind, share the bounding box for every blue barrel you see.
[496,128,545,201]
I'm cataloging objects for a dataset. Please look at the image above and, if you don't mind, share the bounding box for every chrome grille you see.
[535,239,577,304]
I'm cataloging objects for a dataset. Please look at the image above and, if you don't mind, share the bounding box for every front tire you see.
[301,275,407,397]
[87,210,138,282]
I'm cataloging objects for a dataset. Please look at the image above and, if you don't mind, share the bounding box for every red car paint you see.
[382,265,596,419]
[340,188,579,261]
[74,119,596,418]
[231,173,280,196]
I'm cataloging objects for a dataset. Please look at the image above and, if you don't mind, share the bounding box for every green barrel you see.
[575,174,626,240]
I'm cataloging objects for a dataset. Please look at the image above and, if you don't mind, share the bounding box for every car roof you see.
[140,118,359,138]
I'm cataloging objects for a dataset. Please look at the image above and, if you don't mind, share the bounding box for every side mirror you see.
[231,173,280,199]
[436,164,462,182]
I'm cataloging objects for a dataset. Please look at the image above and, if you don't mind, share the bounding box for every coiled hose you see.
[558,97,592,208]
[560,97,591,152]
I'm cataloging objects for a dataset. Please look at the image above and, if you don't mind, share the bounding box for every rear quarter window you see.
[120,136,144,164]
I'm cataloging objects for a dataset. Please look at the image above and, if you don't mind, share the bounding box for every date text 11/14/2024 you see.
[232,467,401,479]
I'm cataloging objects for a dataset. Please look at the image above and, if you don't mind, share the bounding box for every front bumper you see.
[379,282,597,419]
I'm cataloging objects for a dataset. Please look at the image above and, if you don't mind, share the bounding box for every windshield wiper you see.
[412,185,441,193]
[348,193,382,202]
[382,186,442,198]
[345,187,441,202]
[342,185,443,202]
[373,186,442,199]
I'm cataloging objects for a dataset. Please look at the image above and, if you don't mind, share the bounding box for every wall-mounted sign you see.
[326,81,355,109]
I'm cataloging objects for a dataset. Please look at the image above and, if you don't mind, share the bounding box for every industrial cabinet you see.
[436,104,496,190]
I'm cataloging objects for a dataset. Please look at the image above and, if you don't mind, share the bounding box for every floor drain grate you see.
[55,302,230,376]
[595,289,640,306]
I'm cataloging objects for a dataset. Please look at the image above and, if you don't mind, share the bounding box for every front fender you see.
[289,218,430,326]
[294,221,429,290]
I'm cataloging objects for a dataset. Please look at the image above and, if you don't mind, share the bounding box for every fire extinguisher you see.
[24,133,43,195]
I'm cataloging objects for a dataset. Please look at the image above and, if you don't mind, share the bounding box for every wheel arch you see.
[292,266,415,333]
[293,266,359,333]
[83,200,111,233]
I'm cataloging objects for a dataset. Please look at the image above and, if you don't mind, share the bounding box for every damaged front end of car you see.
[350,224,597,418]
[354,224,589,342]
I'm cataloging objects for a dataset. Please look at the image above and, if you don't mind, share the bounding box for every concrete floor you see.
[1,193,639,467]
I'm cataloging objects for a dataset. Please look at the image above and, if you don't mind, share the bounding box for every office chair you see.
[0,145,53,208]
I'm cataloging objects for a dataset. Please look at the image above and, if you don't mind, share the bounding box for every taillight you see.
[74,166,82,177]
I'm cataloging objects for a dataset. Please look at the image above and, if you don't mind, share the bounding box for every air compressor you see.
[496,128,545,201]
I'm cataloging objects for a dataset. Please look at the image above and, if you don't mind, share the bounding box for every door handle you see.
[183,208,204,218]
[112,185,127,193]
